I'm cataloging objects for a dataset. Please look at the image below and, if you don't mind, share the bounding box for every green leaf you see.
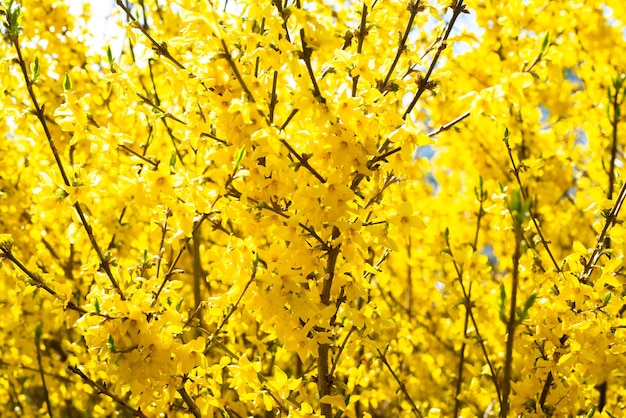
[522,292,537,313]
[63,72,72,91]
[169,152,177,168]
[107,334,116,353]
[540,31,550,57]
[506,188,530,232]
[498,282,507,323]
[34,323,42,345]
[234,146,246,172]
[6,0,21,38]
[502,127,510,145]
[31,55,40,83]
[517,293,537,322]
[252,251,259,273]
[602,292,612,305]
[94,298,100,314]
[106,46,114,68]
[586,406,595,418]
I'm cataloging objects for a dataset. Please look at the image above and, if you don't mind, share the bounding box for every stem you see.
[351,2,369,97]
[318,245,341,418]
[0,245,88,315]
[192,221,204,312]
[376,347,424,418]
[9,37,126,300]
[504,136,561,273]
[269,70,279,123]
[579,176,626,285]
[403,0,467,119]
[299,28,325,103]
[538,335,568,412]
[221,39,257,103]
[36,335,53,418]
[379,0,422,92]
[502,228,522,417]
[295,0,325,103]
[454,182,485,416]
[152,213,208,305]
[178,384,202,418]
[116,0,186,70]
[445,237,503,411]
[68,366,148,418]
[453,283,471,418]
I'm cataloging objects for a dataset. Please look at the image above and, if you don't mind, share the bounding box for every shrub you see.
[1,0,626,416]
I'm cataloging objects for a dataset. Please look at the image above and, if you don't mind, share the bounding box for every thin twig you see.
[376,347,424,418]
[136,93,186,125]
[178,384,202,418]
[403,0,468,119]
[298,28,325,103]
[538,335,568,412]
[8,27,126,300]
[351,2,369,97]
[152,213,209,306]
[294,0,325,102]
[427,111,470,137]
[154,208,171,279]
[35,328,53,418]
[221,39,257,102]
[269,70,279,123]
[118,144,159,167]
[454,179,486,416]
[206,256,258,348]
[0,245,88,315]
[379,0,423,92]
[116,0,185,70]
[502,226,523,417]
[444,235,503,411]
[504,133,561,273]
[330,326,357,378]
[318,245,341,418]
[67,365,148,418]
[579,158,626,283]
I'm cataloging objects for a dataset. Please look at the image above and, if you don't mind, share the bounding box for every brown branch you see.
[118,144,159,167]
[454,178,486,416]
[115,0,185,70]
[502,227,523,417]
[35,326,53,418]
[177,384,202,418]
[538,335,568,412]
[269,70,279,123]
[221,39,257,103]
[427,111,470,137]
[504,132,561,273]
[317,244,341,418]
[329,326,357,379]
[403,0,468,119]
[206,254,258,350]
[0,245,89,315]
[67,365,148,418]
[8,25,126,300]
[444,233,503,411]
[298,27,325,103]
[152,213,209,306]
[379,0,424,92]
[376,347,424,418]
[351,2,369,97]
